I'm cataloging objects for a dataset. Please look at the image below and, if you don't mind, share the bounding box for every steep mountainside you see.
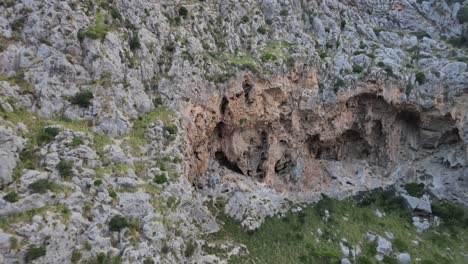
[0,0,467,263]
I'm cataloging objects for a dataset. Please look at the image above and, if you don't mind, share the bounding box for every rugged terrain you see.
[0,0,467,263]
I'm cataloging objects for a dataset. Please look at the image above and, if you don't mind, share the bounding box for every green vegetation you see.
[93,179,103,186]
[280,9,288,16]
[3,191,20,203]
[109,215,129,232]
[179,6,188,17]
[226,54,258,72]
[457,5,468,24]
[57,159,73,179]
[184,240,196,258]
[432,201,468,229]
[154,174,167,184]
[241,16,249,23]
[129,30,141,51]
[206,190,468,263]
[411,31,430,40]
[37,126,60,145]
[28,179,58,194]
[25,245,46,262]
[0,71,34,92]
[87,252,122,264]
[404,182,425,197]
[71,250,82,263]
[84,11,109,40]
[415,72,426,85]
[353,65,364,74]
[70,90,94,108]
[257,26,268,35]
[70,136,84,147]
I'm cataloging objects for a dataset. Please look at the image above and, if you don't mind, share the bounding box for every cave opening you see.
[214,151,243,174]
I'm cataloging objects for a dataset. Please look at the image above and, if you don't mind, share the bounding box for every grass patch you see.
[206,191,468,263]
[404,182,425,197]
[83,11,109,40]
[25,245,46,262]
[3,191,20,203]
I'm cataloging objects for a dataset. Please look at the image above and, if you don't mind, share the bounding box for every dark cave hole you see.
[214,122,225,138]
[220,97,228,115]
[397,110,420,127]
[215,151,243,174]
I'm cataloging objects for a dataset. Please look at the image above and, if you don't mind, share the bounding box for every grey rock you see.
[0,126,25,187]
[396,253,411,264]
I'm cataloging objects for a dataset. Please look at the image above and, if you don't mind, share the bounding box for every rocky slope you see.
[0,0,467,263]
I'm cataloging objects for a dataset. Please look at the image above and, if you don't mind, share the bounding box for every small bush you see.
[280,9,288,16]
[70,136,84,147]
[25,245,46,262]
[37,127,60,145]
[3,192,20,203]
[179,6,188,17]
[70,90,94,108]
[129,31,141,51]
[241,15,249,23]
[184,240,196,257]
[432,201,467,227]
[353,65,364,73]
[164,124,178,135]
[143,258,155,264]
[382,256,398,264]
[57,159,73,179]
[110,6,122,20]
[415,72,426,84]
[93,179,103,186]
[404,182,425,197]
[261,52,277,62]
[28,179,53,194]
[84,12,109,40]
[71,250,82,263]
[109,215,129,232]
[154,174,167,184]
[411,31,430,40]
[393,238,408,252]
[457,5,468,24]
[108,189,117,199]
[257,26,267,35]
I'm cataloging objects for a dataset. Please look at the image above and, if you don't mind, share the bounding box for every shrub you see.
[70,136,84,147]
[184,240,196,257]
[3,192,20,203]
[154,174,167,184]
[393,238,408,252]
[28,179,53,194]
[241,15,249,23]
[143,258,155,264]
[382,256,398,264]
[457,5,468,24]
[37,127,60,145]
[71,250,82,263]
[110,6,122,20]
[109,215,129,232]
[404,182,425,197]
[129,31,141,51]
[108,189,117,199]
[25,245,46,262]
[164,124,178,135]
[415,72,426,84]
[432,201,466,227]
[280,9,288,16]
[261,52,277,62]
[70,90,94,108]
[179,6,188,17]
[57,159,73,178]
[84,12,109,40]
[257,26,267,35]
[93,179,103,186]
[353,65,364,73]
[411,31,430,40]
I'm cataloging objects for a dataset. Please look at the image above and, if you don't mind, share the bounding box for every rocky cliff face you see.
[0,0,467,263]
